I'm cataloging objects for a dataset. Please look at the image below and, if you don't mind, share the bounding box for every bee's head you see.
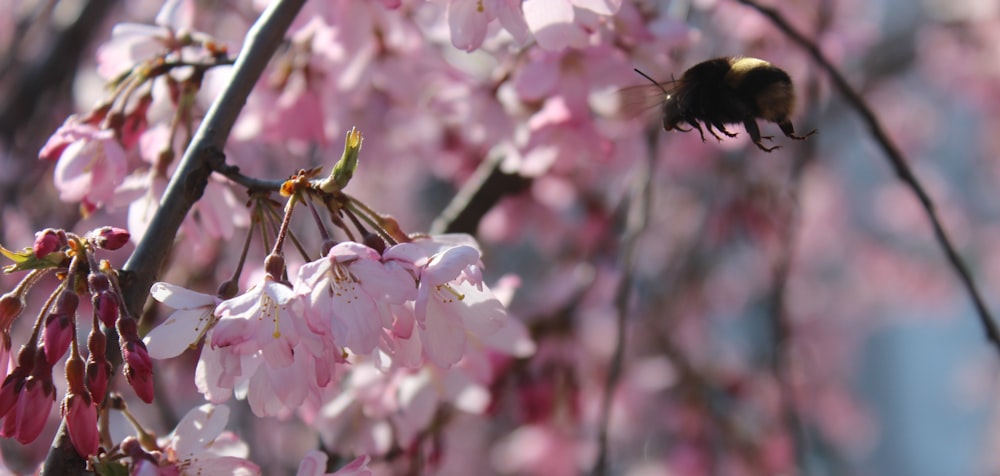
[661,95,683,131]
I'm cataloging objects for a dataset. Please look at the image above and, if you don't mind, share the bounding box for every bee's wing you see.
[615,81,676,125]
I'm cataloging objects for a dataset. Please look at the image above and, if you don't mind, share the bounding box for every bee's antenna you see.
[633,68,669,95]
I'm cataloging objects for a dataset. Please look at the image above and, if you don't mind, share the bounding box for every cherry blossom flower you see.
[443,0,531,52]
[521,0,622,51]
[297,451,371,476]
[95,0,196,80]
[51,127,128,209]
[383,236,507,368]
[200,274,341,417]
[143,282,220,359]
[296,241,415,355]
[152,403,260,475]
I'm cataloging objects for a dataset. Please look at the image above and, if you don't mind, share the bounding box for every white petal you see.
[150,282,217,309]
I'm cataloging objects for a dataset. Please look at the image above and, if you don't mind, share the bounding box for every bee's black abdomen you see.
[724,58,795,122]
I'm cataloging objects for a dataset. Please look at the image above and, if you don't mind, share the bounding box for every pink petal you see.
[423,246,480,285]
[167,403,230,456]
[296,450,327,476]
[420,301,466,368]
[155,0,195,29]
[570,0,622,15]
[452,281,506,337]
[150,282,218,309]
[522,1,587,51]
[448,0,490,52]
[492,0,532,45]
[143,307,209,359]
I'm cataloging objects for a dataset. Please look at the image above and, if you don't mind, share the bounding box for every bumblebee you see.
[635,57,816,152]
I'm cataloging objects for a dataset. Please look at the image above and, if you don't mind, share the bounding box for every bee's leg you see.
[704,124,720,141]
[778,121,817,140]
[688,120,708,142]
[714,122,739,138]
[744,119,779,152]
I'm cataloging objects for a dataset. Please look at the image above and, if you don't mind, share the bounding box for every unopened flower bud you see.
[93,291,120,328]
[62,390,98,457]
[85,329,111,404]
[88,226,130,250]
[117,317,154,403]
[0,292,25,331]
[33,229,65,259]
[43,292,79,364]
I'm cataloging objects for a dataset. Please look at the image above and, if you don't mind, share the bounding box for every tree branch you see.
[592,130,657,475]
[430,154,531,235]
[119,0,305,316]
[735,0,1000,357]
[42,1,305,473]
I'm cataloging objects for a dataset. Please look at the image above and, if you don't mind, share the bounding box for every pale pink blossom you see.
[52,127,128,208]
[203,276,339,417]
[143,283,220,359]
[383,237,507,368]
[445,0,531,52]
[297,451,371,476]
[155,404,261,476]
[520,0,621,51]
[296,242,415,355]
[95,0,197,80]
[39,115,101,162]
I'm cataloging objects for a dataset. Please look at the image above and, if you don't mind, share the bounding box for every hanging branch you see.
[592,130,658,475]
[42,1,306,473]
[735,0,1000,357]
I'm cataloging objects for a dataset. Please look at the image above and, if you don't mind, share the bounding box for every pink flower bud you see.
[119,318,154,403]
[62,392,99,457]
[33,229,64,259]
[0,369,28,419]
[89,226,131,250]
[85,329,111,404]
[43,292,79,365]
[85,357,111,405]
[93,291,120,328]
[14,376,55,444]
[0,292,25,331]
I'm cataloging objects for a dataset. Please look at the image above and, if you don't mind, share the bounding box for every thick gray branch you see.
[42,1,305,473]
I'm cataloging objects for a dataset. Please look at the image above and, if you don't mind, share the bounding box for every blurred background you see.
[1,0,999,474]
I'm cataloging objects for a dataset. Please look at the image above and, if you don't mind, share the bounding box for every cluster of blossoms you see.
[146,233,532,417]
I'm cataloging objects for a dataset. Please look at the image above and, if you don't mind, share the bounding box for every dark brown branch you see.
[736,0,1000,356]
[430,154,531,235]
[42,1,306,473]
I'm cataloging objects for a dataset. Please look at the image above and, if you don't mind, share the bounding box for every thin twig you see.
[735,0,1000,356]
[42,1,306,473]
[119,0,306,316]
[592,130,657,475]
